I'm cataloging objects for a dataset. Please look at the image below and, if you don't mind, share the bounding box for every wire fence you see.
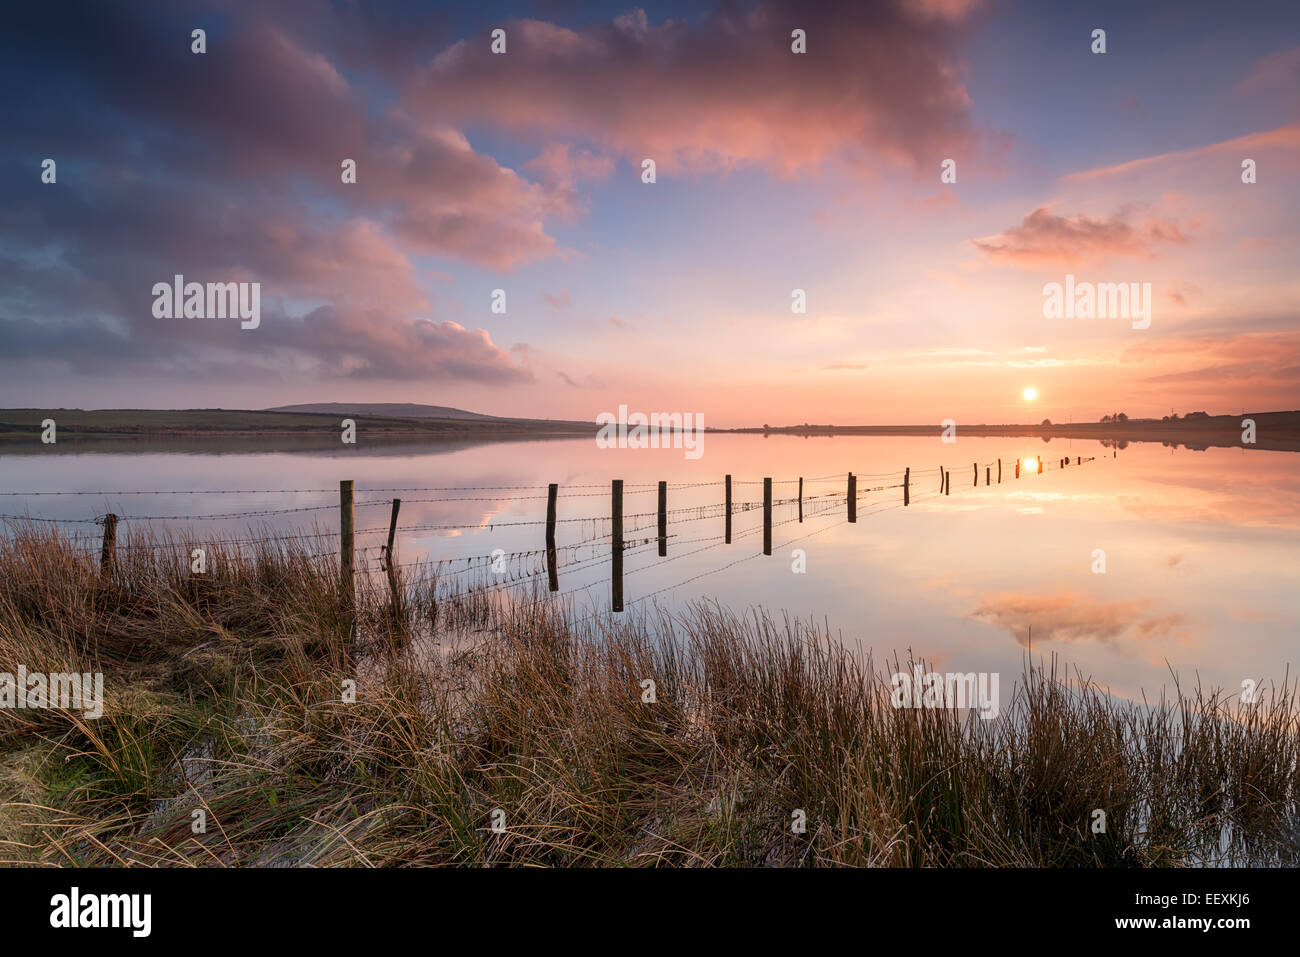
[0,453,1102,612]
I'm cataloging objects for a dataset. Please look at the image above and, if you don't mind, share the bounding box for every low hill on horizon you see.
[0,407,596,439]
[267,402,499,421]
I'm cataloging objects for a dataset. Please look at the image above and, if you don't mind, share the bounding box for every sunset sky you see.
[2,0,1297,426]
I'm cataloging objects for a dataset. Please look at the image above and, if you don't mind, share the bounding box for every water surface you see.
[3,434,1296,702]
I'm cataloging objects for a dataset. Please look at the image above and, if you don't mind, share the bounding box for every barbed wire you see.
[0,459,1097,582]
[0,460,1033,502]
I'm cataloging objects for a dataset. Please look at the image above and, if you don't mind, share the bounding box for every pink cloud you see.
[903,0,984,21]
[972,205,1193,266]
[525,143,616,187]
[1062,124,1300,184]
[971,591,1186,647]
[113,18,576,272]
[411,1,983,177]
[260,309,532,383]
[523,143,616,224]
[1237,46,1300,96]
[544,289,573,309]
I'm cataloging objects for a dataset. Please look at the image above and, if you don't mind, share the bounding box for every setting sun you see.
[1023,388,1038,401]
[1023,456,1039,472]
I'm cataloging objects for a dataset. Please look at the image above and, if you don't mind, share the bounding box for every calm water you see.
[3,435,1298,701]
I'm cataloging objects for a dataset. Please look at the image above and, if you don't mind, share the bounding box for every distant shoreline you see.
[715,411,1300,452]
[0,407,596,441]
[2,408,1297,453]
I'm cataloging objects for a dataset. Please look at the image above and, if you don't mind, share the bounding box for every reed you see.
[0,521,1296,867]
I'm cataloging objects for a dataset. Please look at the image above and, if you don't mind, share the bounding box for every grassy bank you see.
[0,407,596,440]
[1,522,1297,867]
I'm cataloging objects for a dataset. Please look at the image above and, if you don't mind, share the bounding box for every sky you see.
[1,0,1298,427]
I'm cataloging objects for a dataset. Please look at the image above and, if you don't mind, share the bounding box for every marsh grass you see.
[0,520,1296,866]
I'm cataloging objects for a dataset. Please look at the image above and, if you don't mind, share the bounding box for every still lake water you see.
[3,434,1297,702]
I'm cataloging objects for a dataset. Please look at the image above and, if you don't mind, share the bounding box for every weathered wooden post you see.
[973,462,978,486]
[848,473,857,522]
[612,480,623,612]
[1038,457,1043,474]
[99,513,118,577]
[798,476,803,523]
[383,497,401,607]
[657,480,667,557]
[1016,458,1021,479]
[998,458,1002,483]
[904,467,910,506]
[545,483,559,592]
[383,498,400,562]
[339,480,355,647]
[986,466,991,485]
[944,470,950,495]
[724,474,732,544]
[763,477,772,555]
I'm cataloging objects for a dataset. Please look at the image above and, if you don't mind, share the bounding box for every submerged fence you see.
[0,453,1102,614]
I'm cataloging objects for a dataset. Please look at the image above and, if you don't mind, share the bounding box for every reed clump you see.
[0,521,1296,867]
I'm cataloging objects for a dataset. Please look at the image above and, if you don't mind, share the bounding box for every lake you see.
[2,434,1297,703]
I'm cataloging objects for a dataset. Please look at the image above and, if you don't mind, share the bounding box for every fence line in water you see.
[0,454,1103,614]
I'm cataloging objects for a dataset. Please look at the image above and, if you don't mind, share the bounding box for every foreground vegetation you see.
[1,522,1297,867]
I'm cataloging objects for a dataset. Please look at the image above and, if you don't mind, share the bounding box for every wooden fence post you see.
[973,462,978,486]
[798,476,803,523]
[546,483,558,592]
[848,473,857,523]
[763,478,772,555]
[1038,457,1043,474]
[1016,459,1021,479]
[944,470,950,495]
[904,467,910,506]
[339,480,355,647]
[611,480,623,612]
[998,458,1002,483]
[657,480,667,557]
[725,474,732,544]
[986,466,991,485]
[383,498,400,564]
[383,498,401,608]
[99,513,118,577]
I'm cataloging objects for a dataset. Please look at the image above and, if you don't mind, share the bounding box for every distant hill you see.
[0,407,596,439]
[267,402,500,421]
